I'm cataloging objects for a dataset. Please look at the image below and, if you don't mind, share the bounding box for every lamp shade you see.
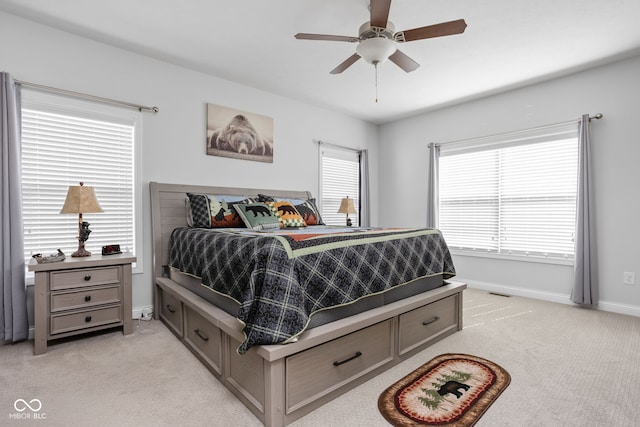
[60,182,104,214]
[356,37,397,65]
[337,197,357,215]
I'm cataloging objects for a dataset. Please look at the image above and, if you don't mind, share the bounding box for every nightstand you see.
[29,253,136,355]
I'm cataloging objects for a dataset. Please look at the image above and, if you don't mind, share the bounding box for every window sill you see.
[449,249,573,266]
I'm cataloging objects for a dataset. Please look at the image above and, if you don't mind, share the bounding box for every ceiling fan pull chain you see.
[375,62,379,103]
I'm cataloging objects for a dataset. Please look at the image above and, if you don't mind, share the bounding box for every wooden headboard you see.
[149,182,313,280]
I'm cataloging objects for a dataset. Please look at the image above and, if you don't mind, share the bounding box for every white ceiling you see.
[2,0,640,124]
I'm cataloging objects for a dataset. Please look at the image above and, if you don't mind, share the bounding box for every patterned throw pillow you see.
[256,193,277,203]
[294,199,324,225]
[186,193,211,228]
[187,193,250,228]
[209,195,249,227]
[267,201,306,228]
[235,202,281,230]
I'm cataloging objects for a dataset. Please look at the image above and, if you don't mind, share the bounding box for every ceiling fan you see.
[295,0,467,74]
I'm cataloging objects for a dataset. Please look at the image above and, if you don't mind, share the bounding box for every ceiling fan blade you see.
[330,53,361,74]
[295,33,358,42]
[370,0,392,28]
[396,19,467,42]
[389,49,420,73]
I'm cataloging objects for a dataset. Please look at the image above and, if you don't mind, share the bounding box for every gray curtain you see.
[571,114,598,305]
[1,72,28,342]
[426,142,440,228]
[359,149,371,227]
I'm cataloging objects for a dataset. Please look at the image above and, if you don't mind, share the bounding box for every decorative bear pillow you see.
[186,193,251,228]
[235,202,281,230]
[256,193,277,203]
[209,196,250,227]
[267,201,306,228]
[294,199,324,225]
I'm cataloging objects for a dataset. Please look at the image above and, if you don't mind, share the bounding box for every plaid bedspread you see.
[169,226,455,353]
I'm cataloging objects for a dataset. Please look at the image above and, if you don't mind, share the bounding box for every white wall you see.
[0,11,379,315]
[4,8,638,320]
[379,54,640,315]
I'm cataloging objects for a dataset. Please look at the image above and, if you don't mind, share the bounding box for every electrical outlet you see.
[139,306,153,320]
[623,272,635,285]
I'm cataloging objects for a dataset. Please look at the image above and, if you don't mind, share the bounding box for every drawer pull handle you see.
[333,351,362,367]
[85,316,92,323]
[194,328,209,342]
[84,275,92,281]
[166,304,176,313]
[84,295,92,302]
[422,316,440,326]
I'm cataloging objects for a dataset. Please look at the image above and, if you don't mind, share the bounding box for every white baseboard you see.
[596,300,640,317]
[458,277,571,304]
[458,277,640,317]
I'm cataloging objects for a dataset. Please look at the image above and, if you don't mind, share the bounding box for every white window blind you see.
[320,147,360,226]
[438,122,579,260]
[21,91,141,272]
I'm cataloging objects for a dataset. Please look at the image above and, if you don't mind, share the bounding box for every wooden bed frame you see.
[149,182,466,427]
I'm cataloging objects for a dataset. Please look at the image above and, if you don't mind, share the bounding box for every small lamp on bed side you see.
[60,182,104,257]
[337,196,357,227]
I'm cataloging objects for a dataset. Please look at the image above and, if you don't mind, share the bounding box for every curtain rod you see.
[16,79,159,113]
[316,139,361,153]
[433,113,603,148]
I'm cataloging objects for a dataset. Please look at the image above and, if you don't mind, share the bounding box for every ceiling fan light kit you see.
[295,0,467,75]
[356,36,397,65]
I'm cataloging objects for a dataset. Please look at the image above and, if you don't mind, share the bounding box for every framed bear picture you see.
[206,103,274,163]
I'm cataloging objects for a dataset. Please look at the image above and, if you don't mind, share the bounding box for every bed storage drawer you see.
[159,287,183,337]
[398,294,458,356]
[227,337,266,412]
[285,319,394,413]
[184,306,222,375]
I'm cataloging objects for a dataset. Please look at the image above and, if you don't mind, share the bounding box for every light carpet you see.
[1,288,639,426]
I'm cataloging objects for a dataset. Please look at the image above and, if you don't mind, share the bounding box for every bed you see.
[150,182,466,427]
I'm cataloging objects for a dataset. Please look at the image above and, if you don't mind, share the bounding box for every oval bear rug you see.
[378,353,510,426]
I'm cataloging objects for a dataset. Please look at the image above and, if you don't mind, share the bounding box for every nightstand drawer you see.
[50,267,120,290]
[50,285,120,312]
[50,305,122,335]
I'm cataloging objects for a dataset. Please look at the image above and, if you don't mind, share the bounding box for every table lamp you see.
[60,182,104,257]
[337,196,357,226]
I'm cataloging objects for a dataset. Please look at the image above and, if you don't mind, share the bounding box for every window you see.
[319,146,360,226]
[438,122,579,261]
[21,90,142,274]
